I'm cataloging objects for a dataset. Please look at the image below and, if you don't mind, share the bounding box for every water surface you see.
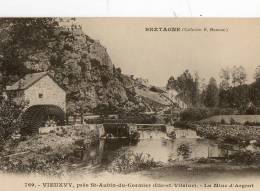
[77,127,232,168]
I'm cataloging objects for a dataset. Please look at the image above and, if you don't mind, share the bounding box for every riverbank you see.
[139,159,260,182]
[174,120,260,144]
[196,123,260,144]
[0,125,99,176]
[173,120,260,166]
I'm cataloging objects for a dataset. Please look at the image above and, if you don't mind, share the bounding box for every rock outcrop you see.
[0,18,176,115]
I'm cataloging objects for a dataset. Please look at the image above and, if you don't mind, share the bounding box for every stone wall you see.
[39,124,105,138]
[196,123,260,143]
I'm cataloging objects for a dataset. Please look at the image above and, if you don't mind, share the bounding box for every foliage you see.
[203,77,219,107]
[219,84,250,111]
[180,107,208,121]
[0,18,142,116]
[229,151,258,164]
[218,88,231,108]
[219,67,231,90]
[179,107,238,121]
[220,118,226,124]
[244,121,260,126]
[108,151,161,174]
[229,117,237,125]
[217,65,251,111]
[231,65,247,86]
[0,152,66,175]
[177,144,191,159]
[93,103,118,116]
[254,65,260,80]
[0,18,59,86]
[167,65,260,114]
[166,76,176,90]
[0,99,27,140]
[166,70,200,107]
[173,121,195,129]
[249,79,260,107]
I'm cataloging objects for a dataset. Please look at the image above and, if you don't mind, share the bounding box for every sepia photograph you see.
[0,17,260,190]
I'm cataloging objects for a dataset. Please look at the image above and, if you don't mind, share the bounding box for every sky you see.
[78,18,260,86]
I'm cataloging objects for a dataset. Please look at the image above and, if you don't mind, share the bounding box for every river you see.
[70,126,243,172]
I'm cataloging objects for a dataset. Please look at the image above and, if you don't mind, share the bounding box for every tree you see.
[249,78,260,107]
[219,67,231,107]
[230,84,250,112]
[203,77,219,107]
[249,65,260,107]
[0,18,139,117]
[0,18,59,89]
[93,103,118,116]
[193,72,201,106]
[166,76,176,90]
[0,98,27,140]
[231,65,247,86]
[219,67,231,90]
[254,65,260,81]
[166,70,200,107]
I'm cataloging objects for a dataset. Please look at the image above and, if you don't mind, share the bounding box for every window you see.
[38,93,43,98]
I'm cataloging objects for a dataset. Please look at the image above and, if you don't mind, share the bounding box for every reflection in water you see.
[177,144,192,160]
[78,127,233,169]
[81,139,139,166]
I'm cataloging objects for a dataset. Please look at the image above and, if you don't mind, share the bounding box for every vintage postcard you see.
[0,18,260,191]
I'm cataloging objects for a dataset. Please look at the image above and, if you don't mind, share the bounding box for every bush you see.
[0,99,27,140]
[245,105,256,114]
[229,151,258,164]
[108,151,161,173]
[230,117,238,125]
[220,118,226,124]
[244,121,260,126]
[173,121,189,128]
[180,107,208,121]
[180,107,237,122]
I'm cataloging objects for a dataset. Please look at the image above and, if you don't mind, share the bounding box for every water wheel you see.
[21,105,65,135]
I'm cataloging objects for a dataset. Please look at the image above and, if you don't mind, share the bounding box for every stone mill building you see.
[4,72,66,134]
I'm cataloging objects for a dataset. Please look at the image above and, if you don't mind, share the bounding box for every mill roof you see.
[6,72,63,91]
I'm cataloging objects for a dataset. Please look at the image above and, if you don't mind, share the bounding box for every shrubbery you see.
[108,151,161,173]
[244,121,260,126]
[180,107,237,122]
[245,105,260,115]
[180,108,208,121]
[0,99,27,141]
[220,118,226,124]
[229,151,259,164]
[230,117,239,125]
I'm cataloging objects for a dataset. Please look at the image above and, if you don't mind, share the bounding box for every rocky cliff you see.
[0,18,174,115]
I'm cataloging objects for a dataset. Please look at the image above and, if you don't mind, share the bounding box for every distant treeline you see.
[167,66,260,114]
